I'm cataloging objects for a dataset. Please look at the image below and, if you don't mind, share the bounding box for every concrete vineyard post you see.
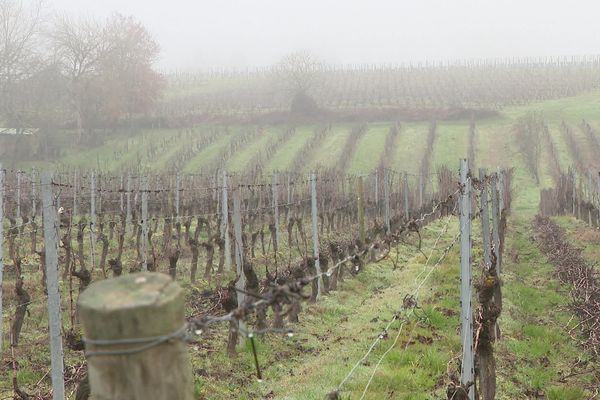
[375,168,379,214]
[479,169,491,268]
[175,174,180,221]
[311,173,322,299]
[0,164,4,355]
[357,176,366,243]
[588,171,593,226]
[272,172,280,249]
[73,171,78,218]
[90,172,97,272]
[41,172,66,400]
[221,171,231,270]
[403,173,409,219]
[419,174,424,209]
[232,189,246,345]
[141,176,149,271]
[120,175,124,214]
[126,173,132,233]
[572,170,576,216]
[491,175,501,275]
[459,159,474,399]
[32,169,37,217]
[79,273,193,400]
[16,170,21,221]
[384,169,390,234]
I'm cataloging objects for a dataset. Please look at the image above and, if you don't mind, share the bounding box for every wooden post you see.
[41,172,66,400]
[459,159,474,399]
[78,272,193,400]
[357,176,366,243]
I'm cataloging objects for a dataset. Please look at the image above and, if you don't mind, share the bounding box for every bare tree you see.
[0,0,44,130]
[50,14,108,143]
[50,13,163,140]
[276,50,322,115]
[98,13,163,130]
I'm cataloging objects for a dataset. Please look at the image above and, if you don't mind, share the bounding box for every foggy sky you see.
[49,0,600,71]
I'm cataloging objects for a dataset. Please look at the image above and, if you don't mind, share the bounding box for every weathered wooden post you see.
[79,272,193,400]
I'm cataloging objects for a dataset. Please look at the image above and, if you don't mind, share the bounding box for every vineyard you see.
[1,60,600,400]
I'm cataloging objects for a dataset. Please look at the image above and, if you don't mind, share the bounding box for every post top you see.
[79,272,180,312]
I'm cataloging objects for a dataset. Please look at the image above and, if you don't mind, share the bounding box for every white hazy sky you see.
[48,0,600,70]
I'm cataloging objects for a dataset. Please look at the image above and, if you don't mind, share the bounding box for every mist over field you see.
[1,1,600,399]
[49,0,600,69]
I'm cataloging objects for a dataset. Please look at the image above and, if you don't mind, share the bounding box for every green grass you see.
[391,122,429,174]
[495,217,597,398]
[472,120,513,170]
[7,91,600,398]
[266,126,315,171]
[309,124,352,170]
[502,90,600,123]
[431,121,468,170]
[348,122,391,174]
[183,132,234,172]
[225,127,278,171]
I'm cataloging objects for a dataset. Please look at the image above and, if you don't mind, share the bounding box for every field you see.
[2,84,600,399]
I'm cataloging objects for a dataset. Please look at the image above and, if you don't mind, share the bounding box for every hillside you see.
[2,91,600,399]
